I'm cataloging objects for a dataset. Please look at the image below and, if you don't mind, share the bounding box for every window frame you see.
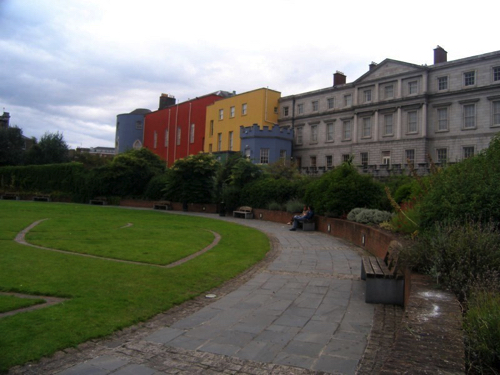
[463,146,475,159]
[282,106,289,116]
[382,151,391,165]
[230,106,235,118]
[407,111,418,134]
[310,124,318,143]
[494,67,500,82]
[164,128,169,147]
[297,103,304,114]
[260,148,270,164]
[438,76,448,91]
[342,120,351,140]
[464,71,476,86]
[362,117,371,138]
[384,84,394,99]
[363,89,372,103]
[360,152,368,167]
[296,126,303,145]
[189,123,195,144]
[217,133,222,151]
[405,149,415,164]
[436,148,447,164]
[218,109,224,120]
[344,94,352,107]
[326,155,333,168]
[176,127,181,146]
[209,120,214,136]
[463,103,476,129]
[384,113,393,136]
[492,100,500,127]
[408,81,418,95]
[310,155,317,168]
[312,101,319,112]
[437,107,449,132]
[327,98,335,109]
[242,103,247,115]
[228,131,233,151]
[326,122,334,142]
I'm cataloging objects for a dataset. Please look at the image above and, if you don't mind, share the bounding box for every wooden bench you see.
[33,195,51,202]
[89,197,108,205]
[297,216,315,231]
[233,206,253,219]
[361,241,404,305]
[153,201,172,210]
[1,192,20,200]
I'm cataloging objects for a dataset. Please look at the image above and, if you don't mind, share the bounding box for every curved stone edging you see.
[0,292,67,319]
[14,219,221,269]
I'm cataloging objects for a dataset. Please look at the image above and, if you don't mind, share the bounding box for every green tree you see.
[26,132,69,165]
[163,153,219,204]
[0,126,25,166]
[90,148,165,197]
[304,164,385,217]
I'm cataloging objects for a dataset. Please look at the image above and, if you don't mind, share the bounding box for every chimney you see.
[434,45,447,64]
[333,71,346,86]
[369,62,377,70]
[159,93,176,110]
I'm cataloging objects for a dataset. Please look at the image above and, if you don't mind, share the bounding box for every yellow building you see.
[204,87,281,154]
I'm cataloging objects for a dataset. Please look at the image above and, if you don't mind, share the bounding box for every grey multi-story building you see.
[278,47,500,176]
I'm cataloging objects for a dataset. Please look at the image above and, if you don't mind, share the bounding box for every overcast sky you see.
[0,0,497,149]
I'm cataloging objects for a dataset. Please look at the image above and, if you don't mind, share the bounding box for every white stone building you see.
[278,47,500,176]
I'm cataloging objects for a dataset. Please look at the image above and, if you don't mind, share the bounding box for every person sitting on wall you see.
[290,206,314,231]
[287,205,308,225]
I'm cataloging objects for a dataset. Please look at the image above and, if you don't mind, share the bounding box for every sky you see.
[0,0,498,149]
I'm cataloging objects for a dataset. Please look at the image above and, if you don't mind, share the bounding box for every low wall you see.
[119,199,218,214]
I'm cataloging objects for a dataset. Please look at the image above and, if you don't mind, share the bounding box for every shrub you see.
[268,201,283,211]
[144,173,169,200]
[286,199,306,214]
[241,177,299,208]
[464,286,500,374]
[419,134,500,229]
[401,220,500,300]
[347,208,393,224]
[304,164,385,217]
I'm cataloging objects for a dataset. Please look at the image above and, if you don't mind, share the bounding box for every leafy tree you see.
[241,177,302,208]
[0,126,25,166]
[230,158,263,189]
[26,132,69,165]
[163,153,219,204]
[304,164,385,217]
[90,148,165,197]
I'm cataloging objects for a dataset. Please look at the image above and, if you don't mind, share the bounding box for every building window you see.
[382,151,391,165]
[310,124,318,142]
[438,76,448,90]
[385,85,394,99]
[364,89,372,103]
[165,129,169,147]
[343,120,351,140]
[190,123,195,143]
[436,148,447,164]
[208,144,212,153]
[408,81,418,95]
[245,148,251,158]
[463,146,474,159]
[136,121,143,130]
[464,71,475,86]
[230,106,235,118]
[209,120,214,136]
[228,131,233,151]
[260,148,269,164]
[360,152,368,167]
[407,111,417,133]
[219,109,224,120]
[437,108,449,131]
[326,123,334,141]
[327,98,334,109]
[279,149,287,160]
[384,114,393,135]
[463,104,476,129]
[312,101,319,111]
[344,94,352,107]
[405,149,415,164]
[326,155,333,167]
[310,156,316,167]
[343,154,351,162]
[176,127,181,145]
[493,101,500,126]
[362,117,371,138]
[298,103,304,114]
[494,67,500,82]
[296,127,303,144]
[283,106,289,116]
[274,107,278,113]
[153,131,157,149]
[217,133,222,151]
[242,103,247,115]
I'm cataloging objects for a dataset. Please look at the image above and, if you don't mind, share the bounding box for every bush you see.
[347,208,393,224]
[268,201,283,211]
[286,199,305,214]
[419,134,500,229]
[241,177,300,208]
[304,164,385,217]
[144,174,169,200]
[464,286,500,374]
[401,220,500,300]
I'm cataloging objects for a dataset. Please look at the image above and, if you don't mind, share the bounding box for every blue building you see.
[115,108,151,154]
[240,124,293,164]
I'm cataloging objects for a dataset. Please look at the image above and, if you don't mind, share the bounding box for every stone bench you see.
[89,197,108,205]
[1,192,20,200]
[361,241,404,305]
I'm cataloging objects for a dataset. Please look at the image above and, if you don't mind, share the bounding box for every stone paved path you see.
[9,212,376,375]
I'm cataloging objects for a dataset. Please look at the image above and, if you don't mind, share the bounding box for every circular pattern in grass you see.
[25,213,216,265]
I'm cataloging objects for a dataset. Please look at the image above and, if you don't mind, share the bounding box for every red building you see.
[144,92,231,166]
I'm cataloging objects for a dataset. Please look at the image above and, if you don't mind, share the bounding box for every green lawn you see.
[0,201,270,372]
[0,295,44,314]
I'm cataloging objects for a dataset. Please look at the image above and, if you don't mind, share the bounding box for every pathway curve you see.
[9,212,377,375]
